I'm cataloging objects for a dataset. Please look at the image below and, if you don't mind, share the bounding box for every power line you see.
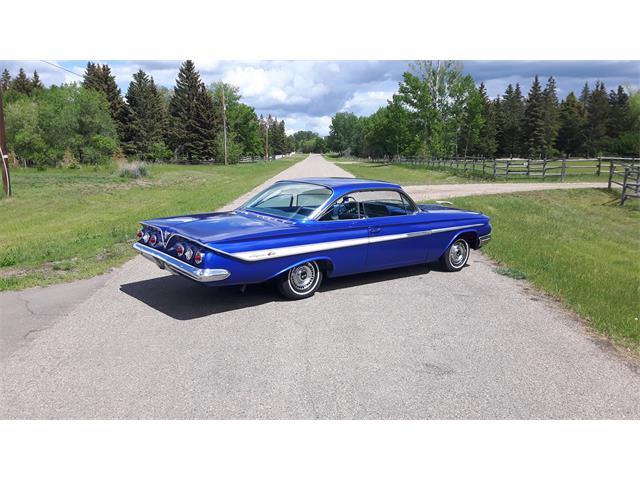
[39,60,83,78]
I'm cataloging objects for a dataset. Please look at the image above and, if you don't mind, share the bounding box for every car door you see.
[355,190,432,269]
[314,196,369,276]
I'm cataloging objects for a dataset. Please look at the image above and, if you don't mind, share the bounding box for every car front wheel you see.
[277,261,323,300]
[440,238,470,272]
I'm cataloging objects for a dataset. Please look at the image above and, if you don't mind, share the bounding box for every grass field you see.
[0,155,305,291]
[329,156,610,185]
[452,189,640,350]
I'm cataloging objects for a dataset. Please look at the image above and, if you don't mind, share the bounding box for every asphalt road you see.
[1,154,638,419]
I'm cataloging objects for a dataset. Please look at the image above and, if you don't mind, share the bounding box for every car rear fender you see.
[267,256,335,280]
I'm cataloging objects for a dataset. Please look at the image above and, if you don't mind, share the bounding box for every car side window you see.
[319,190,414,221]
[353,190,410,217]
[319,195,361,221]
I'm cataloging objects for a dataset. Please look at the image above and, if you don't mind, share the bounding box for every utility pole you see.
[265,119,269,160]
[0,91,11,197]
[221,85,228,165]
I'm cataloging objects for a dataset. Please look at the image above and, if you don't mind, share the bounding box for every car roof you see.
[279,177,402,192]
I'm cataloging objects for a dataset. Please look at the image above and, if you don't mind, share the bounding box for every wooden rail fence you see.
[364,155,640,204]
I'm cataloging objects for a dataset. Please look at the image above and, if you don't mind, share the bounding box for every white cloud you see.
[341,90,395,114]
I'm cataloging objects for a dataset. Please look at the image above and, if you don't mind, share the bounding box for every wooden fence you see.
[366,155,640,204]
[371,155,639,181]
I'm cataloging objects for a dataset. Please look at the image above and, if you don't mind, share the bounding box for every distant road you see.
[2,154,638,419]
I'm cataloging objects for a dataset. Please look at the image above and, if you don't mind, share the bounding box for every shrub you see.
[117,161,149,178]
[60,148,79,169]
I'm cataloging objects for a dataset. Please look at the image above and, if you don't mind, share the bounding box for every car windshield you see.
[241,182,333,220]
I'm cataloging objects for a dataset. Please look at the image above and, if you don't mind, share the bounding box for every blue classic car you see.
[134,178,491,299]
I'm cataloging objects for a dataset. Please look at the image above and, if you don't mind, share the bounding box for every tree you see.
[125,69,170,160]
[579,82,590,105]
[1,69,12,91]
[476,83,498,158]
[396,60,478,157]
[607,85,632,138]
[541,76,560,157]
[210,81,262,157]
[32,70,44,90]
[584,81,610,156]
[4,84,117,167]
[327,112,360,155]
[498,83,525,157]
[82,62,129,142]
[608,86,639,157]
[168,60,219,162]
[556,92,586,155]
[522,75,546,158]
[11,68,33,95]
[458,83,484,156]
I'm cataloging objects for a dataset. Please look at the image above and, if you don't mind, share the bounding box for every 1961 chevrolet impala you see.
[134,178,491,299]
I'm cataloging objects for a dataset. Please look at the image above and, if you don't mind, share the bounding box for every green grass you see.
[328,157,610,185]
[0,155,306,291]
[452,189,640,350]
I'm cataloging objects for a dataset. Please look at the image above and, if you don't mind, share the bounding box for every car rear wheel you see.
[440,238,470,272]
[277,261,323,300]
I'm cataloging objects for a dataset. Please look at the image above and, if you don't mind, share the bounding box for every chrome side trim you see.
[133,243,230,282]
[479,234,491,246]
[229,223,485,262]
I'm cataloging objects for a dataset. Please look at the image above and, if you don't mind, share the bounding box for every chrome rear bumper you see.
[479,234,491,247]
[133,243,230,282]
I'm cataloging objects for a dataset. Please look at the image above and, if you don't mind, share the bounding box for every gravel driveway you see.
[1,154,638,419]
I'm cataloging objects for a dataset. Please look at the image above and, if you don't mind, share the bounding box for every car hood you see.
[142,210,303,245]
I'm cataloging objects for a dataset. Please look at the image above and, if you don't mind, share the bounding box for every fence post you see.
[492,159,497,178]
[608,160,614,189]
[482,158,486,176]
[542,158,547,180]
[560,158,566,182]
[505,160,510,179]
[597,156,602,176]
[621,167,629,205]
[527,159,531,178]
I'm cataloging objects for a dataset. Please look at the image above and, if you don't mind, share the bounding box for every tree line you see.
[327,61,639,159]
[1,61,295,167]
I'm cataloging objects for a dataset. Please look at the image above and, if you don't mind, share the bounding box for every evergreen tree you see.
[1,69,11,91]
[607,85,632,139]
[168,60,219,162]
[476,83,498,157]
[32,70,44,90]
[522,75,546,158]
[11,68,33,95]
[125,69,170,160]
[541,76,560,157]
[497,83,525,157]
[556,92,586,155]
[584,81,610,156]
[82,62,129,142]
[579,82,590,105]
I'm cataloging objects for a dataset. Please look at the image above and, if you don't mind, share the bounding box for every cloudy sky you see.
[1,60,638,135]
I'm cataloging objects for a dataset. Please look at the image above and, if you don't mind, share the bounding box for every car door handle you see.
[369,226,381,234]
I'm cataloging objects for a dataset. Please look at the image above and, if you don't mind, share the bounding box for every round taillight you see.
[149,234,157,246]
[175,244,185,257]
[194,251,203,264]
[184,247,193,261]
[136,230,143,239]
[142,231,150,243]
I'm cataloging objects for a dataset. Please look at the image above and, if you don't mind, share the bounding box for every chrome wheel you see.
[449,239,469,269]
[288,262,318,293]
